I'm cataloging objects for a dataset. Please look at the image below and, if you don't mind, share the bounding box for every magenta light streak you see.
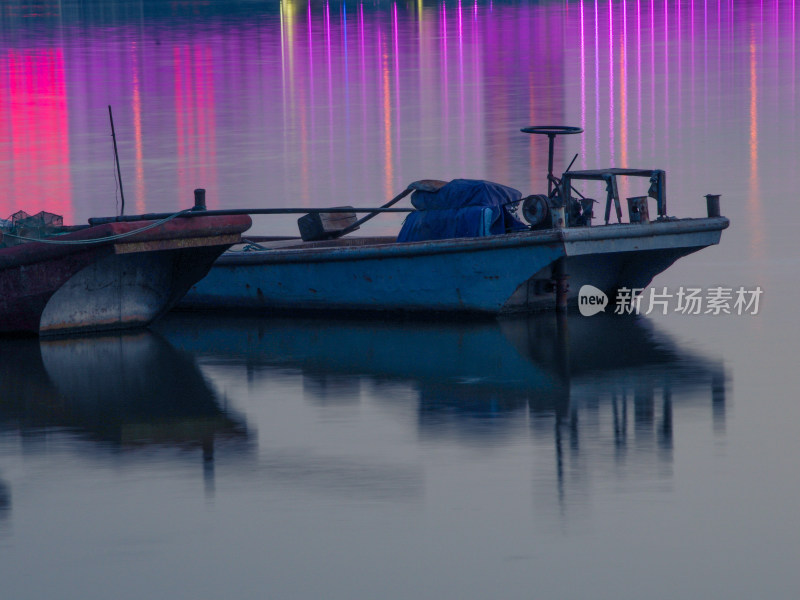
[594,0,600,161]
[580,0,586,168]
[173,45,187,209]
[664,0,669,147]
[650,0,655,156]
[0,49,72,222]
[609,0,615,163]
[279,2,286,118]
[325,1,336,190]
[359,3,367,186]
[342,3,349,104]
[441,0,449,146]
[307,0,316,145]
[689,0,692,137]
[378,28,394,200]
[472,0,479,148]
[622,0,628,167]
[678,0,683,144]
[131,43,145,215]
[457,0,465,171]
[636,0,642,157]
[393,4,400,125]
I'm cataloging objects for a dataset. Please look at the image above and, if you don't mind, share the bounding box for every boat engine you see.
[521,194,550,230]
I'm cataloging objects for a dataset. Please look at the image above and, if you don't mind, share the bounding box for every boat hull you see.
[181,217,728,315]
[0,214,251,335]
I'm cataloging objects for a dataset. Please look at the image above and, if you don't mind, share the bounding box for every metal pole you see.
[88,206,416,225]
[108,105,126,216]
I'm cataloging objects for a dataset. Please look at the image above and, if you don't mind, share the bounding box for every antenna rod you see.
[108,105,125,216]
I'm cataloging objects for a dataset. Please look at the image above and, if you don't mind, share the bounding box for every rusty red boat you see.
[0,207,251,336]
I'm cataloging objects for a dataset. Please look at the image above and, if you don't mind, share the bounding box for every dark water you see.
[2,1,800,598]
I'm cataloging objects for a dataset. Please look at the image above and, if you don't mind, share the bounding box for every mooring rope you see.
[1,209,193,246]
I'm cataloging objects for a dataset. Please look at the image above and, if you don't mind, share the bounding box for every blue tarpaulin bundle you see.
[396,179,527,243]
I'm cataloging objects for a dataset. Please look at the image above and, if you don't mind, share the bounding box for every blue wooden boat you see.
[179,127,729,315]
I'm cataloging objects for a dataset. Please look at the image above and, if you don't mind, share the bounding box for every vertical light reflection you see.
[636,0,642,157]
[359,3,367,180]
[131,44,145,214]
[307,0,315,143]
[472,0,480,165]
[325,1,335,189]
[664,0,669,144]
[203,46,216,206]
[299,2,312,204]
[0,50,72,221]
[393,2,401,177]
[441,2,449,161]
[609,0,615,162]
[748,24,764,257]
[282,1,297,205]
[678,0,683,145]
[173,46,188,208]
[342,3,349,142]
[650,0,655,155]
[280,1,289,176]
[457,0,465,171]
[594,0,600,160]
[380,31,394,200]
[580,1,586,167]
[195,46,217,207]
[694,0,701,140]
[620,1,628,168]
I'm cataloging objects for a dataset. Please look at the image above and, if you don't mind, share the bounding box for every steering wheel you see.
[520,126,584,136]
[521,126,584,196]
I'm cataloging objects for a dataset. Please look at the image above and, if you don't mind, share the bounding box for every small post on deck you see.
[705,194,721,218]
[193,188,207,211]
[553,257,569,313]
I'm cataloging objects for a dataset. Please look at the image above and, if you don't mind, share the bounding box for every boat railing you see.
[560,168,667,225]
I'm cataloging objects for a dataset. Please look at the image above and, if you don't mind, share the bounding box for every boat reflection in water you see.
[0,331,250,478]
[0,474,9,524]
[159,311,726,498]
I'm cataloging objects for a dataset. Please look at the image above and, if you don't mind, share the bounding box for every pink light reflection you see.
[0,49,73,223]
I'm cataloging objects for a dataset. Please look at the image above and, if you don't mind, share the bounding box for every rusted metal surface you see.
[562,168,666,222]
[39,245,231,336]
[0,214,251,335]
[627,196,651,224]
[113,233,242,254]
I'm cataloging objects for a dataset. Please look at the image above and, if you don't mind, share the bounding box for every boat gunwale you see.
[216,216,729,266]
[0,214,252,270]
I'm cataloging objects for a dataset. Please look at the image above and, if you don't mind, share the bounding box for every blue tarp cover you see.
[397,179,527,242]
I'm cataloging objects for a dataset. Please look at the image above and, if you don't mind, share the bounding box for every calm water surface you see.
[1,1,800,598]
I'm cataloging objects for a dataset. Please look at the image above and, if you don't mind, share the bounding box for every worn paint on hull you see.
[181,217,728,315]
[39,245,233,335]
[0,215,252,335]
